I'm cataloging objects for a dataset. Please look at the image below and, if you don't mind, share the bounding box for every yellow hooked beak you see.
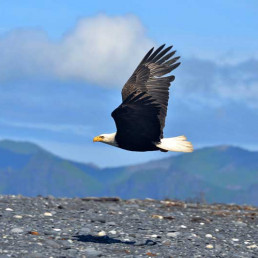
[93,136,103,142]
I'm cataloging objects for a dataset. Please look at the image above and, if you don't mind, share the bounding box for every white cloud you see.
[0,14,154,86]
[176,58,258,109]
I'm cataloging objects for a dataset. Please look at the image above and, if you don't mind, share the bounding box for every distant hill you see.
[0,139,257,205]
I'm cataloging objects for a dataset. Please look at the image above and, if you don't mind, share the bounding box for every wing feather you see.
[121,44,180,137]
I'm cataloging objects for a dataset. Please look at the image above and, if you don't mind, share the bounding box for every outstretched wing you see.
[122,44,180,136]
[112,92,161,150]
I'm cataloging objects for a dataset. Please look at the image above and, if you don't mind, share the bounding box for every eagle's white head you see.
[93,132,118,147]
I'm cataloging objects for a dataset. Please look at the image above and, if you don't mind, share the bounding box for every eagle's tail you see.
[156,135,193,153]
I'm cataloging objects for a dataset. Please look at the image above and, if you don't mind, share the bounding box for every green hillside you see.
[0,139,257,205]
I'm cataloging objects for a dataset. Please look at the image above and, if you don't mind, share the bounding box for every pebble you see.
[106,221,116,226]
[97,230,106,236]
[85,247,102,257]
[167,232,180,238]
[45,239,60,248]
[79,227,91,235]
[5,208,13,211]
[10,228,24,234]
[246,244,258,249]
[162,239,172,246]
[53,228,61,232]
[180,225,187,229]
[205,234,213,238]
[232,238,239,242]
[13,215,23,219]
[151,214,163,219]
[206,244,214,249]
[43,212,52,217]
[233,221,247,227]
[109,230,116,235]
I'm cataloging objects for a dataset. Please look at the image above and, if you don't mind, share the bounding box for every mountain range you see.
[0,139,257,205]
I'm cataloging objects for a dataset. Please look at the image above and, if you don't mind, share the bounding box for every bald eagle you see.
[93,44,193,153]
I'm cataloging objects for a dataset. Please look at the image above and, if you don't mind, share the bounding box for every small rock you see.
[246,244,258,249]
[145,240,157,246]
[151,214,163,219]
[106,221,116,226]
[109,230,117,235]
[79,227,91,235]
[206,244,214,249]
[233,221,247,227]
[53,228,61,232]
[43,212,52,217]
[13,215,23,219]
[97,230,106,236]
[180,225,187,229]
[162,239,172,246]
[167,232,180,238]
[5,208,13,211]
[85,247,102,257]
[205,234,213,238]
[45,239,60,248]
[10,228,24,234]
[232,238,239,242]
[29,231,39,235]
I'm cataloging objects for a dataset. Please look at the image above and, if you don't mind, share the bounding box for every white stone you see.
[98,231,106,236]
[67,239,73,243]
[43,212,52,217]
[109,230,116,235]
[200,222,205,225]
[167,232,180,238]
[232,238,239,242]
[205,234,213,238]
[5,208,13,211]
[247,244,258,249]
[10,228,23,234]
[206,244,214,249]
[151,214,163,219]
[13,215,22,219]
[215,229,219,232]
[180,225,187,229]
[53,228,61,231]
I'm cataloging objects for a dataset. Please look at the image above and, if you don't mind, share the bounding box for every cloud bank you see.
[0,13,257,108]
[176,58,258,109]
[0,14,153,86]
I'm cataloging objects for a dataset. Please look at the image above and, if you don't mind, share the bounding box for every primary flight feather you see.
[93,44,193,153]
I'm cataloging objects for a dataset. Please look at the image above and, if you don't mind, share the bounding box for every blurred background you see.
[0,1,257,205]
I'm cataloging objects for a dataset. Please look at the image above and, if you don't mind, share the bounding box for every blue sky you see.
[0,1,258,166]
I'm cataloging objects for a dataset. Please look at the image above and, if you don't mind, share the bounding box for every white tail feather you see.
[156,135,193,152]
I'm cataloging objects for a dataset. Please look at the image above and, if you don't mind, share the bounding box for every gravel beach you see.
[0,195,257,257]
